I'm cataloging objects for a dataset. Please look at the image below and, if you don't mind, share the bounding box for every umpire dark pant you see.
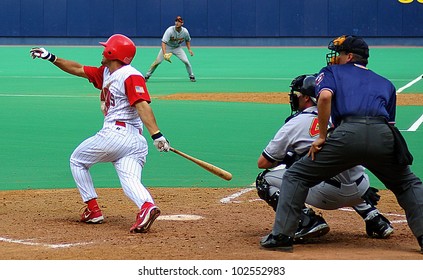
[273,117,423,239]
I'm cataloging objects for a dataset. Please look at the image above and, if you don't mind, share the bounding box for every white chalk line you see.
[220,188,407,223]
[0,93,96,98]
[0,237,93,249]
[220,187,255,204]
[0,75,290,81]
[406,113,423,131]
[397,74,423,93]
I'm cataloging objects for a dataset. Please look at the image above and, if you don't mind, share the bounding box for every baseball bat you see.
[169,147,232,181]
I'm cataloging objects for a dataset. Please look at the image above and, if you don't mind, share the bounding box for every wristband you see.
[48,54,57,63]
[151,131,163,140]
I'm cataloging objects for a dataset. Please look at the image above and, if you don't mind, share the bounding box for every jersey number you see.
[309,117,320,137]
[101,87,115,116]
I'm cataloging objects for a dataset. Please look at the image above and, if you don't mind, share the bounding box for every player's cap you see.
[175,16,184,23]
[328,35,369,58]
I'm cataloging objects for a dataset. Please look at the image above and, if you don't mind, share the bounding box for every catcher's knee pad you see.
[255,170,279,211]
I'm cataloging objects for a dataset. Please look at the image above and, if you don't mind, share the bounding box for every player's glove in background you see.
[163,53,172,63]
[152,132,170,152]
[30,47,57,63]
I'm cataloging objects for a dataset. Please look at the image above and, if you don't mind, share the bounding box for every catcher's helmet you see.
[326,35,369,65]
[100,34,136,65]
[289,74,317,113]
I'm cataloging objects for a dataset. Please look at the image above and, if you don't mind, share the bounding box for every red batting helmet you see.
[100,34,136,65]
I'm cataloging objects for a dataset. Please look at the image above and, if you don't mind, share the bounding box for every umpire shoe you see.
[260,233,294,252]
[294,208,330,241]
[365,213,394,238]
[130,202,161,233]
[418,235,423,254]
[80,206,104,224]
[190,76,196,82]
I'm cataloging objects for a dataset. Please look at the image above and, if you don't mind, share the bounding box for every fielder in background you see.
[30,34,170,233]
[260,35,423,254]
[256,74,393,242]
[145,16,196,82]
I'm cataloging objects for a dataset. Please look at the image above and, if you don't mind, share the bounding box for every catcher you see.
[144,16,196,82]
[256,74,393,242]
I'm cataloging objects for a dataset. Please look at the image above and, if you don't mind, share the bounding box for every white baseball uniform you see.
[70,64,153,208]
[261,106,372,211]
[145,26,194,78]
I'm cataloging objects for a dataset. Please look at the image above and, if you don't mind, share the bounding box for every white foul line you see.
[407,113,423,131]
[221,189,407,223]
[397,74,423,93]
[0,93,96,98]
[0,237,93,249]
[220,188,255,204]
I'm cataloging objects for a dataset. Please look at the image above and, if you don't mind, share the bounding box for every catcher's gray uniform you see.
[264,166,369,210]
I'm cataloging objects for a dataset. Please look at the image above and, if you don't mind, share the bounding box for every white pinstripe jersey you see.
[84,64,151,130]
[162,26,191,48]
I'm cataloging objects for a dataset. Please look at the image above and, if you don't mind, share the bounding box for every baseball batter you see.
[257,75,393,240]
[30,34,170,233]
[145,16,196,82]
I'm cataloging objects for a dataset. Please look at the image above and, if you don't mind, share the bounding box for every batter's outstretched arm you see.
[53,58,88,79]
[30,47,87,78]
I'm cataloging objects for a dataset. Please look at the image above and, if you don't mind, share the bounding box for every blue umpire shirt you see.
[315,62,397,127]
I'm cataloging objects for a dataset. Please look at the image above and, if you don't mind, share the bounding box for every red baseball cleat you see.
[80,206,104,224]
[130,202,161,233]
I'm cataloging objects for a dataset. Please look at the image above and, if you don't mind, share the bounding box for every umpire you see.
[261,35,423,253]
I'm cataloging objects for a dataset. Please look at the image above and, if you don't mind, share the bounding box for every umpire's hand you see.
[308,138,325,160]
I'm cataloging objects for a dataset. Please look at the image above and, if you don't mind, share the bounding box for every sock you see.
[87,198,99,210]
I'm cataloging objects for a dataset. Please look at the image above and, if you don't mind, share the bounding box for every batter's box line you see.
[0,236,93,249]
[220,188,407,224]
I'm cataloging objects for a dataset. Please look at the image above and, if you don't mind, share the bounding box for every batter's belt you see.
[104,121,142,135]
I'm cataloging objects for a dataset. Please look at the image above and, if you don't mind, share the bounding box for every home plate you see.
[157,214,204,221]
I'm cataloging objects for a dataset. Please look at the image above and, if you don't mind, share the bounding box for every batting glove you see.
[152,131,170,152]
[30,47,57,63]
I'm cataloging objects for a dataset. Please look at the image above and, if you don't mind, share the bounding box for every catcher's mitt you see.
[164,53,172,63]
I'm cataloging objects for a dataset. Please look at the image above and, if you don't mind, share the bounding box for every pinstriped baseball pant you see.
[70,124,154,208]
[273,121,423,239]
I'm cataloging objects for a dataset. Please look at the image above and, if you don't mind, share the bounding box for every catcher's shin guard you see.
[255,170,279,211]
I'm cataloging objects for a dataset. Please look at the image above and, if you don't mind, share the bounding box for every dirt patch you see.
[0,188,422,260]
[158,92,423,106]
